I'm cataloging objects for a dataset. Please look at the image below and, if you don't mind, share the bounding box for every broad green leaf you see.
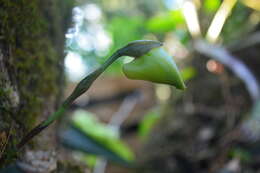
[60,127,133,165]
[123,47,186,89]
[70,110,134,163]
[72,110,118,139]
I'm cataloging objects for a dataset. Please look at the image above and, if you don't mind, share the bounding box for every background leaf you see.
[59,110,134,165]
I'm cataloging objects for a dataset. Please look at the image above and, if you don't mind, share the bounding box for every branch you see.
[228,31,260,51]
[194,40,260,102]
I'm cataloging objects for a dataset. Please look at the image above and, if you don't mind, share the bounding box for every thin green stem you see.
[17,51,121,149]
[16,40,162,150]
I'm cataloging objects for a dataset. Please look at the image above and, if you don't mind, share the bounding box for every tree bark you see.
[0,0,74,171]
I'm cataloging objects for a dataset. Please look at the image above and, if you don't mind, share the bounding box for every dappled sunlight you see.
[164,33,189,59]
[65,52,88,82]
[65,3,112,82]
[155,84,171,102]
[206,0,237,43]
[182,1,201,38]
[83,4,102,22]
[164,0,184,10]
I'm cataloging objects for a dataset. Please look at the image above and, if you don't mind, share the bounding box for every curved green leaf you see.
[122,47,186,89]
[65,110,135,164]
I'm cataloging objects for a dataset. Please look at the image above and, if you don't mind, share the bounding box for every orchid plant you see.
[17,40,185,150]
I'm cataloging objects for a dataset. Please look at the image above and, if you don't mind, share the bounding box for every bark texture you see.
[0,0,73,171]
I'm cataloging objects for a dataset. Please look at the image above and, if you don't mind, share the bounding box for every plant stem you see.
[16,40,163,150]
[17,51,121,149]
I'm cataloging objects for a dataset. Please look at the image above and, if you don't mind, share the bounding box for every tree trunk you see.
[0,0,74,171]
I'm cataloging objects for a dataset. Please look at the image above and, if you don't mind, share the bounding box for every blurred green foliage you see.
[174,29,190,45]
[203,0,221,13]
[105,16,146,74]
[181,67,197,82]
[138,110,160,138]
[66,0,257,79]
[72,110,135,162]
[82,154,98,168]
[72,110,119,139]
[64,1,260,165]
[229,148,252,162]
[221,2,251,43]
[146,10,185,33]
[107,17,146,50]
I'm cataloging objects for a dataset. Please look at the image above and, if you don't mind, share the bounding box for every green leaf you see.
[82,154,98,168]
[69,110,135,164]
[181,67,197,81]
[203,0,221,13]
[122,47,186,89]
[72,110,118,139]
[146,10,185,33]
[174,29,190,45]
[60,127,133,165]
[138,110,160,138]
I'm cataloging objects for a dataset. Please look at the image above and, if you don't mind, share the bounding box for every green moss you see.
[13,37,59,126]
[0,0,72,166]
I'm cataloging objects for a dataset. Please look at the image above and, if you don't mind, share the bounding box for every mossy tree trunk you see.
[0,0,73,170]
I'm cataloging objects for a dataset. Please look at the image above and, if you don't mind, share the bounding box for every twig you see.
[194,40,260,142]
[194,40,260,102]
[93,158,107,173]
[228,31,260,51]
[206,0,237,43]
[92,92,140,173]
[109,91,140,127]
